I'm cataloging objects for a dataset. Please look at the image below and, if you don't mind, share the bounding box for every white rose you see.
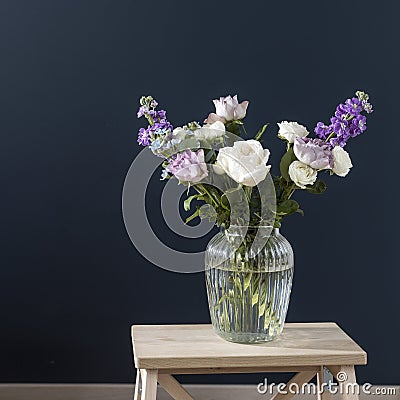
[277,121,309,144]
[332,146,353,177]
[170,127,187,142]
[288,160,317,189]
[194,121,225,141]
[215,139,271,187]
[204,95,249,124]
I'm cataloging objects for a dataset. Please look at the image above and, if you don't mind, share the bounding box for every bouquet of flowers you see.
[135,92,373,343]
[136,92,373,229]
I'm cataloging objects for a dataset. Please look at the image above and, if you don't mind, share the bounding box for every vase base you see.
[214,328,281,344]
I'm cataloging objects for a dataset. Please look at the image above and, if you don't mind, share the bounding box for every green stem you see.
[286,186,296,199]
[325,132,335,143]
[241,123,248,137]
[279,182,295,202]
[244,186,252,203]
[145,114,154,126]
[197,184,219,207]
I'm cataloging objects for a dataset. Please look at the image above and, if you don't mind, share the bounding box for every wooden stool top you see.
[131,322,366,370]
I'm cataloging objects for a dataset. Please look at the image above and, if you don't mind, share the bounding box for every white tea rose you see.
[288,160,317,189]
[332,146,353,177]
[277,121,309,143]
[215,139,271,187]
[194,121,225,141]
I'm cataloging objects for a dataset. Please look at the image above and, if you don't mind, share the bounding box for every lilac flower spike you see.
[345,98,363,115]
[314,122,332,140]
[136,96,174,148]
[138,127,151,146]
[313,91,373,147]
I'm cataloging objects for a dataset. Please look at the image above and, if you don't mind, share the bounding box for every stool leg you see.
[271,369,319,400]
[140,369,158,400]
[157,374,194,400]
[134,369,142,400]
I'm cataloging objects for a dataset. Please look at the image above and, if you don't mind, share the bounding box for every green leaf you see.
[183,194,202,211]
[306,179,327,194]
[233,274,242,297]
[252,292,259,307]
[225,121,241,136]
[276,199,299,216]
[244,272,252,291]
[279,147,297,181]
[254,123,270,141]
[258,282,267,316]
[214,294,227,309]
[251,273,261,306]
[296,208,305,216]
[220,193,230,210]
[205,149,216,163]
[185,209,200,223]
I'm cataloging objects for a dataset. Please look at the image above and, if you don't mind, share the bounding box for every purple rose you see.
[294,137,334,170]
[166,149,208,183]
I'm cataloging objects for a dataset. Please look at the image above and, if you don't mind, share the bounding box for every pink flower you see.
[166,149,208,183]
[204,95,249,124]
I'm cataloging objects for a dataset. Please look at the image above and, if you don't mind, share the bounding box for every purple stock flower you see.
[314,122,332,140]
[157,109,167,119]
[328,112,352,146]
[362,100,373,114]
[136,98,174,148]
[335,103,348,120]
[137,106,148,118]
[345,97,363,115]
[330,134,350,147]
[313,91,373,148]
[330,116,350,136]
[138,127,151,146]
[352,115,367,135]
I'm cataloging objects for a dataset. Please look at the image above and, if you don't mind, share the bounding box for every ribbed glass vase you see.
[205,226,294,343]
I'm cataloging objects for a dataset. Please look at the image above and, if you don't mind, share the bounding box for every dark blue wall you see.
[0,0,399,385]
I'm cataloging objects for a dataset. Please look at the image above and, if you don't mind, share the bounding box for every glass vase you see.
[205,226,294,343]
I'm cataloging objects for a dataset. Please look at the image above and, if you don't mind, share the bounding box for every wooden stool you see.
[131,322,367,400]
